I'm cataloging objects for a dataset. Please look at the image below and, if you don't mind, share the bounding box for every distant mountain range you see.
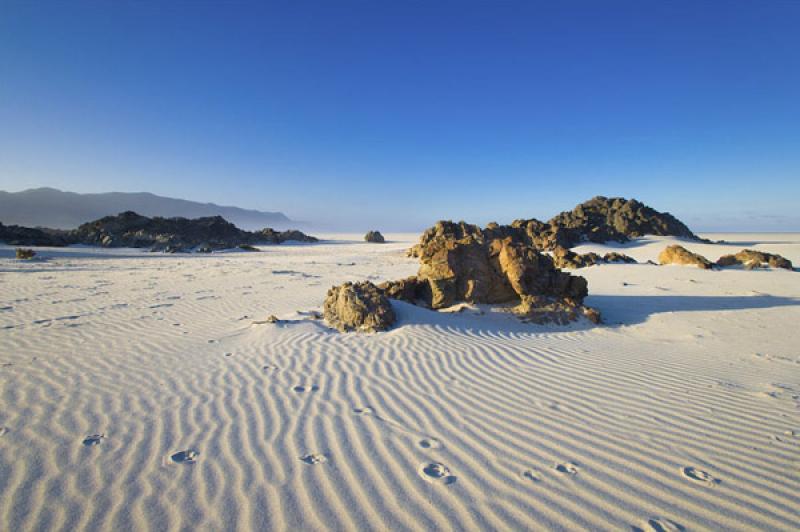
[0,188,292,230]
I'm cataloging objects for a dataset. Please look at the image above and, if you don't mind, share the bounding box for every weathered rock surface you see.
[15,248,36,259]
[716,249,793,270]
[364,231,385,243]
[383,220,597,325]
[324,281,396,332]
[551,247,638,269]
[409,197,699,256]
[0,211,318,252]
[658,245,713,269]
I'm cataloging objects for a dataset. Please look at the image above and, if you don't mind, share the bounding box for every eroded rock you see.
[658,245,713,269]
[324,281,396,333]
[716,249,793,270]
[385,220,597,325]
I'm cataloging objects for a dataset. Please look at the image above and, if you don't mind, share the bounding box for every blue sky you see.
[1,1,799,231]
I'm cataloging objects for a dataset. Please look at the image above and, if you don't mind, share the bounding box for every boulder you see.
[715,249,793,271]
[364,231,385,243]
[15,248,36,260]
[658,245,713,269]
[324,281,396,333]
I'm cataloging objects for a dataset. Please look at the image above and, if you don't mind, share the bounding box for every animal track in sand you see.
[418,438,441,450]
[632,517,686,532]
[292,385,320,393]
[299,453,328,465]
[353,407,373,415]
[555,462,579,475]
[82,434,105,446]
[171,450,200,464]
[681,467,719,484]
[521,469,542,482]
[419,462,456,484]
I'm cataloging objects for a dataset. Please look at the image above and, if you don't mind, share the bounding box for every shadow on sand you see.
[386,294,800,333]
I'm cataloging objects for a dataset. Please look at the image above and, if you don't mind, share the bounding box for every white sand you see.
[1,234,799,531]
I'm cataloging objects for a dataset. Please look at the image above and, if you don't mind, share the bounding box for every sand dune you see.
[1,234,799,530]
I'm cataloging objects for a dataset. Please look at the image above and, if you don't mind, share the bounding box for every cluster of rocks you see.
[0,222,70,247]
[0,211,317,252]
[364,231,385,243]
[326,220,602,332]
[408,197,699,258]
[551,246,637,269]
[659,245,793,271]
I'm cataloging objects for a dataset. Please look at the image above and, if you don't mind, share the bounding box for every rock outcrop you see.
[1,212,317,252]
[323,281,396,332]
[409,197,698,256]
[383,221,599,324]
[658,245,713,269]
[0,222,69,247]
[364,231,385,243]
[540,196,697,248]
[716,250,793,270]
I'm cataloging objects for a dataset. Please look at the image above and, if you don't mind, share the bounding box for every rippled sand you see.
[0,234,798,531]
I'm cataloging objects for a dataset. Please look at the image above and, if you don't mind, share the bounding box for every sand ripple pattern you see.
[1,237,799,531]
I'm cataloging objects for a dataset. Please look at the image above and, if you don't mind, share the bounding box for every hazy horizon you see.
[2,1,799,231]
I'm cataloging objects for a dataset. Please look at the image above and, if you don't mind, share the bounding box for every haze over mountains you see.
[0,188,292,230]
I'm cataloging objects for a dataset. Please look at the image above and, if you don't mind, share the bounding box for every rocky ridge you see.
[0,211,317,252]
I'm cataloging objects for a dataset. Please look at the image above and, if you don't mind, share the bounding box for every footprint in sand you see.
[293,385,320,393]
[632,517,686,532]
[681,467,719,484]
[419,462,456,484]
[171,450,200,464]
[556,462,579,475]
[521,469,542,482]
[418,438,442,450]
[82,434,105,446]
[299,453,328,465]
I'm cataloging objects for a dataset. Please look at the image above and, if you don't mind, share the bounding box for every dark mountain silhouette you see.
[0,188,291,230]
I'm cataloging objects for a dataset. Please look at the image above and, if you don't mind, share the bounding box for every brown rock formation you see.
[658,245,713,269]
[383,221,597,324]
[323,281,396,333]
[716,250,793,270]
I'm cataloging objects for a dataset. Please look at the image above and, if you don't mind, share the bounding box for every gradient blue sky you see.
[1,1,799,231]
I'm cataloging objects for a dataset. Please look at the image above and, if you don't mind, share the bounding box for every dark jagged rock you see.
[541,196,698,248]
[716,249,793,270]
[410,197,698,256]
[364,230,385,243]
[1,212,317,252]
[0,222,70,247]
[324,281,396,332]
[658,245,713,269]
[551,246,638,269]
[383,220,598,325]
